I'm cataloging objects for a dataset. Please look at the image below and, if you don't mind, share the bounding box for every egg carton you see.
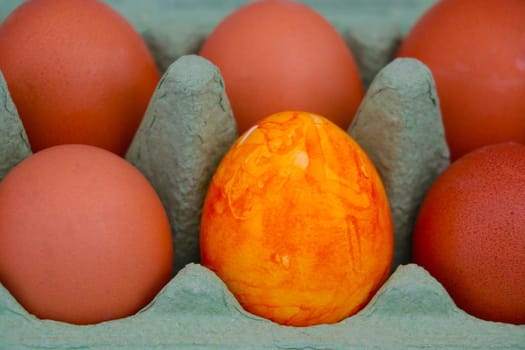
[0,1,524,349]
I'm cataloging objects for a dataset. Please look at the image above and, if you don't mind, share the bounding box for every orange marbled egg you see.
[200,111,393,326]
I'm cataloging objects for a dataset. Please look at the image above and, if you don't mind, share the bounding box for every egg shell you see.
[397,0,525,160]
[0,144,174,325]
[0,0,524,348]
[0,0,160,155]
[200,111,394,326]
[413,142,525,324]
[199,0,364,133]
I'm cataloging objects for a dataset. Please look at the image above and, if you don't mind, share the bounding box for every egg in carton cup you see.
[1,52,523,349]
[0,1,525,349]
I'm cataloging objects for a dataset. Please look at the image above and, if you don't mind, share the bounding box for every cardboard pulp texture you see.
[0,1,524,348]
[126,55,238,272]
[349,58,450,269]
[0,72,31,180]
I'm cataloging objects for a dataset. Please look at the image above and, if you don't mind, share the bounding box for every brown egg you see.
[398,0,525,160]
[0,0,160,155]
[200,0,363,134]
[0,144,173,325]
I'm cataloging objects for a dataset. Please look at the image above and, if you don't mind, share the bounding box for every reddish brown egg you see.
[0,144,173,325]
[0,0,160,155]
[413,142,525,324]
[200,0,363,134]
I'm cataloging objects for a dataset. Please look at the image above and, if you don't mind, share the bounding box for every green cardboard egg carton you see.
[0,1,524,348]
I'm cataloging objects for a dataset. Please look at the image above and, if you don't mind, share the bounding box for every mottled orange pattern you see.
[200,111,393,326]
